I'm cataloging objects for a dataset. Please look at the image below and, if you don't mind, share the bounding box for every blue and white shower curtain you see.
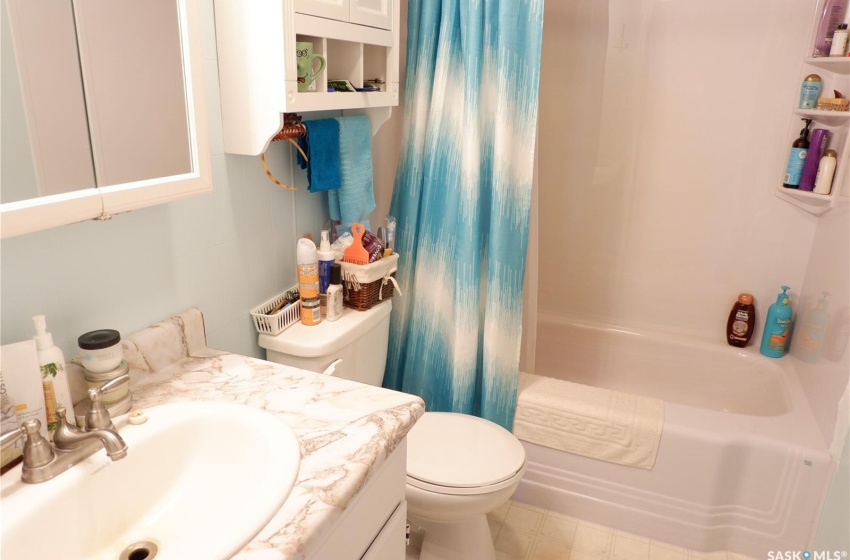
[384,0,544,430]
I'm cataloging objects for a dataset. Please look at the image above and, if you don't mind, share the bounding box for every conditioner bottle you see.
[760,286,793,358]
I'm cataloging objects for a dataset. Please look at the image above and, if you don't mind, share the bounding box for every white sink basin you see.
[1,401,301,560]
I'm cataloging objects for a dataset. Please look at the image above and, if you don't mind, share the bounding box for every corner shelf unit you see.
[213,0,400,156]
[776,6,850,216]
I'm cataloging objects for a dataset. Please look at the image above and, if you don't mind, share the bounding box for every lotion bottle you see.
[32,315,74,432]
[760,286,793,358]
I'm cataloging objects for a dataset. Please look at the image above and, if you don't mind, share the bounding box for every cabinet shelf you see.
[214,0,400,156]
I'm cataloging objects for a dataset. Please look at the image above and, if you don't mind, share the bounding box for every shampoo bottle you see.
[726,293,756,348]
[783,119,812,188]
[297,238,322,326]
[760,286,793,358]
[32,315,74,432]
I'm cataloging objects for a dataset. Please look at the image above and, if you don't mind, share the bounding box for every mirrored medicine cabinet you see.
[0,0,211,239]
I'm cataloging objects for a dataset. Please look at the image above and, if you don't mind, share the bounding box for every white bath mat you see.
[514,372,664,470]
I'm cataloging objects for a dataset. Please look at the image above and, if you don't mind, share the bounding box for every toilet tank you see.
[258,301,392,386]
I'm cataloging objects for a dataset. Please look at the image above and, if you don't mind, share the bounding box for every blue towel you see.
[328,115,375,231]
[296,119,341,193]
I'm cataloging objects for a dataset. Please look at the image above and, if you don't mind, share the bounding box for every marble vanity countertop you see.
[121,308,425,560]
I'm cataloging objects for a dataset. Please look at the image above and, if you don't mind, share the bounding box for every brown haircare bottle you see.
[727,293,756,348]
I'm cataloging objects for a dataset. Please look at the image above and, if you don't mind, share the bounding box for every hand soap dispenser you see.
[760,286,793,358]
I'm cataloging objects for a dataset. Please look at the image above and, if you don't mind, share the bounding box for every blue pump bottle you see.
[760,286,793,358]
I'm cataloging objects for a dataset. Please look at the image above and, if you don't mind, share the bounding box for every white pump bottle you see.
[33,315,74,432]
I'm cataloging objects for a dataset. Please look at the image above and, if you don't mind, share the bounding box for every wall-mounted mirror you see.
[0,0,210,239]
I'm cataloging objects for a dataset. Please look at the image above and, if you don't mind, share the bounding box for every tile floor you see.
[405,500,760,560]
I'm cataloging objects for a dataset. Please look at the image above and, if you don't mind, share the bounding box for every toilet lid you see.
[406,412,526,489]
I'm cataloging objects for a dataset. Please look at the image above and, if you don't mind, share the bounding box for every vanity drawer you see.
[307,439,407,560]
[361,500,406,560]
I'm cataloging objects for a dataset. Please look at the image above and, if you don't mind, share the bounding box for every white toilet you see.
[259,302,527,560]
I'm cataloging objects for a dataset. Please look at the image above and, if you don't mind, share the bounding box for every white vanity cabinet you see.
[295,0,393,30]
[307,440,408,560]
[214,0,400,156]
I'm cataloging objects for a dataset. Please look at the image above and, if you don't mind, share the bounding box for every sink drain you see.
[119,540,159,560]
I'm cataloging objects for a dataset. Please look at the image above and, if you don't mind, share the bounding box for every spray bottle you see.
[32,315,74,433]
[317,230,335,316]
[297,238,322,326]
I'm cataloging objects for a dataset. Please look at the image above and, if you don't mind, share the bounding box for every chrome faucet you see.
[0,374,129,484]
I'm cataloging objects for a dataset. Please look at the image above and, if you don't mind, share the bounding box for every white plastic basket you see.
[250,287,301,335]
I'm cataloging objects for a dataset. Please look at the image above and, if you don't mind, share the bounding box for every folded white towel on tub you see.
[514,372,664,470]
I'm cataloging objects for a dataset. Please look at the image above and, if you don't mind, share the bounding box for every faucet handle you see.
[84,373,129,431]
[85,388,115,432]
[0,423,26,451]
[0,420,54,469]
[97,374,129,395]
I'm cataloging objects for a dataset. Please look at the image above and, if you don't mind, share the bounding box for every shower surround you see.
[522,0,850,553]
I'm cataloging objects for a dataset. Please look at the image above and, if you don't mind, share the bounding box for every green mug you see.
[295,42,326,92]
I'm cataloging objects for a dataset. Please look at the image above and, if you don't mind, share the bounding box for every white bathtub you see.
[514,313,834,557]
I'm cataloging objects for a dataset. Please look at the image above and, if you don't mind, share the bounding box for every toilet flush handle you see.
[322,359,343,377]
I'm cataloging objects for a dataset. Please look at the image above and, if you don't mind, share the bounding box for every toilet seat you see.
[406,412,526,496]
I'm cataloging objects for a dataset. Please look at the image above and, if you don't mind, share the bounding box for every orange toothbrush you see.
[343,223,369,265]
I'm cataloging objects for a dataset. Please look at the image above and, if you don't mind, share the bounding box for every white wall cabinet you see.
[296,0,393,30]
[307,440,407,560]
[214,0,400,155]
[776,1,850,216]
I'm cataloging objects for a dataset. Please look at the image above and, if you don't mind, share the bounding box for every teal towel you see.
[329,115,375,231]
[297,119,341,193]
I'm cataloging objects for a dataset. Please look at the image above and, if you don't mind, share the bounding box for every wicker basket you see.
[341,253,400,311]
[250,286,301,335]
